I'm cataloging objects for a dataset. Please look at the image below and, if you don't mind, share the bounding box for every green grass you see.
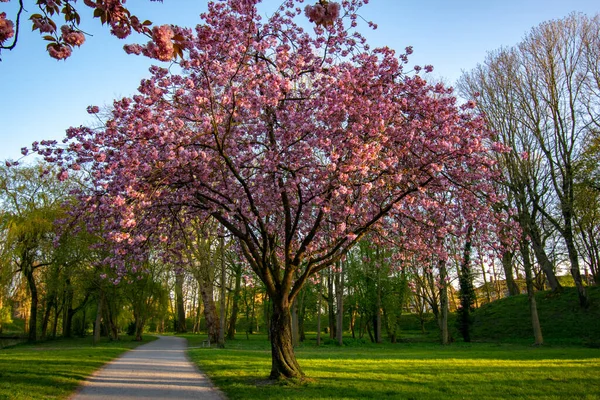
[185,333,600,399]
[472,286,600,345]
[0,335,157,400]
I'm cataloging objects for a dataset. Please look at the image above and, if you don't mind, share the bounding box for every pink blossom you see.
[87,105,100,114]
[48,43,72,60]
[124,44,143,55]
[0,12,14,44]
[61,25,85,46]
[150,24,174,61]
[57,169,69,181]
[304,1,340,27]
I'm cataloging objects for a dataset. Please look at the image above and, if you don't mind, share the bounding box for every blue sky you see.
[1,0,598,162]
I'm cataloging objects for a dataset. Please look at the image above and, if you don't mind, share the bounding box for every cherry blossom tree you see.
[33,0,503,379]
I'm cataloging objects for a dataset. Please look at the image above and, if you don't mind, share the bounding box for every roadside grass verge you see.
[186,334,600,400]
[0,335,157,400]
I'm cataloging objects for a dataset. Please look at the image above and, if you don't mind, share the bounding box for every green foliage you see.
[472,286,600,345]
[0,335,157,400]
[186,333,600,399]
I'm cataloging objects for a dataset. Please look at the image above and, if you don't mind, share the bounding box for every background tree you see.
[460,13,600,308]
[0,163,74,341]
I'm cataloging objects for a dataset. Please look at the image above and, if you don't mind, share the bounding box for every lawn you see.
[186,334,600,400]
[0,335,157,400]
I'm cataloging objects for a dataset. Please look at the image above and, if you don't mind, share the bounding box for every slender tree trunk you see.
[218,238,226,348]
[520,239,544,345]
[24,264,38,343]
[41,296,54,340]
[269,297,303,379]
[336,261,344,346]
[563,226,589,308]
[175,272,187,333]
[316,279,322,346]
[227,265,242,340]
[51,301,60,338]
[439,259,449,345]
[501,250,520,296]
[93,290,103,345]
[528,224,562,292]
[375,269,382,344]
[327,269,335,339]
[457,226,475,343]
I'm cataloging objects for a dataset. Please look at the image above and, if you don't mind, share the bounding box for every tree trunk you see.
[439,260,449,345]
[528,224,562,292]
[199,278,220,343]
[24,263,38,343]
[327,269,335,339]
[457,226,475,343]
[336,261,344,346]
[133,310,145,341]
[316,279,322,346]
[175,272,187,333]
[41,296,54,340]
[93,291,103,345]
[563,226,589,308]
[227,265,242,340]
[375,272,382,344]
[501,250,520,296]
[520,239,543,345]
[269,298,303,379]
[218,238,226,348]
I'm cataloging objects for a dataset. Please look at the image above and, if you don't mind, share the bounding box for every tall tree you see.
[37,0,502,379]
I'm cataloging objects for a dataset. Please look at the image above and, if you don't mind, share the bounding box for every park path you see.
[70,335,225,400]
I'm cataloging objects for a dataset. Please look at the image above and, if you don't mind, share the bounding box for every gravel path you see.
[70,335,225,400]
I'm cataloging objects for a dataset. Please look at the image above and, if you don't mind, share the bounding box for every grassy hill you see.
[470,286,600,345]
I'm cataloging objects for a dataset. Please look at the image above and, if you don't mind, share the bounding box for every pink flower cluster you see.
[87,105,100,114]
[61,25,85,46]
[148,24,174,61]
[0,12,14,44]
[304,1,340,27]
[32,16,55,33]
[48,43,72,60]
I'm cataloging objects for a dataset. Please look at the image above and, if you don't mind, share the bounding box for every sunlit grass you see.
[186,334,600,400]
[0,335,157,400]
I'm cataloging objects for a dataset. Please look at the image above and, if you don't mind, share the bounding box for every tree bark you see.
[528,222,562,291]
[93,290,103,345]
[175,272,187,333]
[501,250,520,296]
[227,264,242,340]
[269,298,303,379]
[218,237,226,348]
[336,261,344,346]
[24,262,38,343]
[520,239,544,345]
[327,269,335,339]
[563,223,589,308]
[199,278,220,343]
[439,259,449,345]
[316,279,322,346]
